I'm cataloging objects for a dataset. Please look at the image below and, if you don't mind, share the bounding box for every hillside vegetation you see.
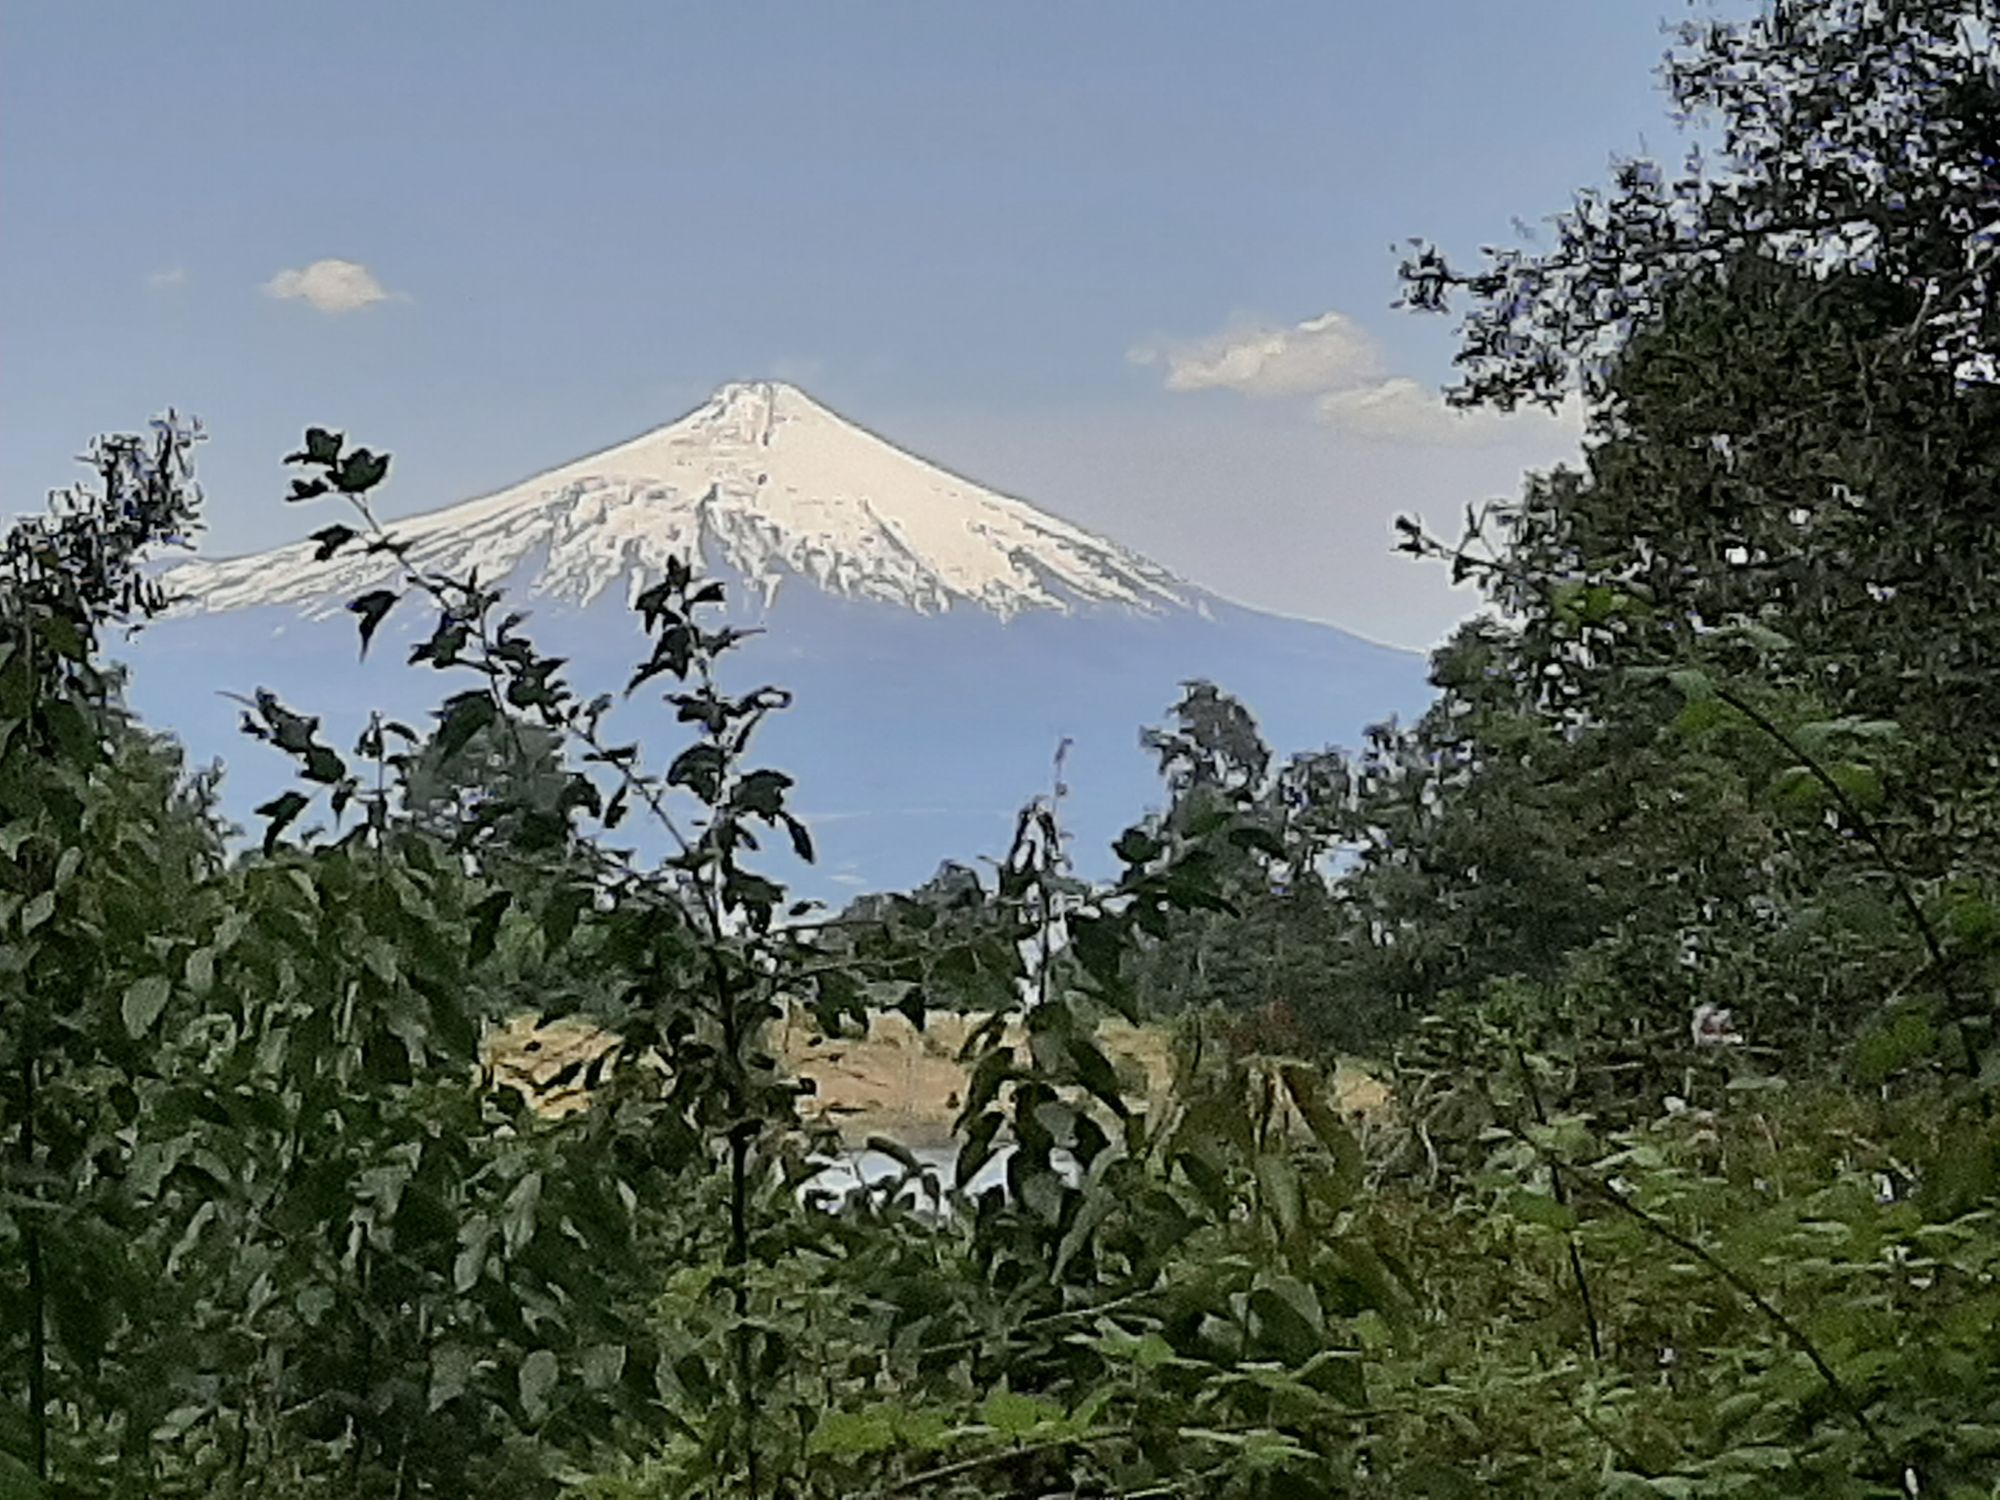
[5,3,2000,1495]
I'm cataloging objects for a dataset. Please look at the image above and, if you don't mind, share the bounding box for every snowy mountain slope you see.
[171,381,1195,621]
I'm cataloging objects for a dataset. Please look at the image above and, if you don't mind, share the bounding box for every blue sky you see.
[1,2,1705,647]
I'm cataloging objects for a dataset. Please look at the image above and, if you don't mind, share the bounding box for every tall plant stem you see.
[727,1121,758,1499]
[19,1053,47,1484]
[715,955,761,1498]
[11,615,49,1487]
[1512,1046,1603,1362]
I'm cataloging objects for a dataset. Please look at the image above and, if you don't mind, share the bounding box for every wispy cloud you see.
[797,806,998,825]
[1133,309,1583,447]
[146,266,188,290]
[1129,311,1379,397]
[262,258,402,315]
[1315,376,1585,447]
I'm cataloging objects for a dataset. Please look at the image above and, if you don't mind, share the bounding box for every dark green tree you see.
[0,420,219,1491]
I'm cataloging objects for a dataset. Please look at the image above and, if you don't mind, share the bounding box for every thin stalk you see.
[727,1123,758,1498]
[1512,1046,1603,1362]
[20,1053,47,1484]
[16,609,48,1486]
[692,654,762,1499]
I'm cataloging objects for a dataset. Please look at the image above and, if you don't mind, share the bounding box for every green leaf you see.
[1666,667,1715,701]
[1094,1329,1177,1370]
[1064,1032,1130,1117]
[19,890,55,935]
[518,1348,559,1424]
[1730,620,1794,653]
[1278,1062,1363,1200]
[1504,1188,1577,1231]
[1228,822,1290,860]
[0,653,29,719]
[453,1222,491,1294]
[302,744,345,785]
[34,613,86,662]
[1827,760,1884,810]
[1113,827,1164,865]
[428,1345,476,1413]
[122,974,171,1037]
[978,1387,1063,1438]
[361,937,399,987]
[468,890,512,966]
[808,1408,898,1457]
[580,1343,627,1391]
[1852,1005,1934,1083]
[45,1237,114,1374]
[540,885,588,953]
[1672,696,1730,736]
[1770,764,1824,812]
[1067,911,1125,990]
[502,1171,543,1258]
[1256,1152,1305,1242]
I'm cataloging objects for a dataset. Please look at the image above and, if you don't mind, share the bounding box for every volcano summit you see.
[129,382,1429,892]
[177,382,1193,622]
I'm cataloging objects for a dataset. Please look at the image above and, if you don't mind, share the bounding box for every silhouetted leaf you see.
[255,790,310,854]
[435,692,497,763]
[347,589,398,659]
[333,447,390,494]
[286,426,343,465]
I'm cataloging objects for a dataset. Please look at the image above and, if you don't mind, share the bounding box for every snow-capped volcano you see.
[174,381,1192,621]
[132,382,1430,895]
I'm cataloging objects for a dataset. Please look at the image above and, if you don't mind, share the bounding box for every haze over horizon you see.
[0,0,1717,651]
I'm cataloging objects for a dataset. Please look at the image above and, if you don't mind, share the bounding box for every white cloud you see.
[1130,311,1380,397]
[1315,378,1587,447]
[146,266,188,290]
[1136,307,1587,448]
[262,258,401,315]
